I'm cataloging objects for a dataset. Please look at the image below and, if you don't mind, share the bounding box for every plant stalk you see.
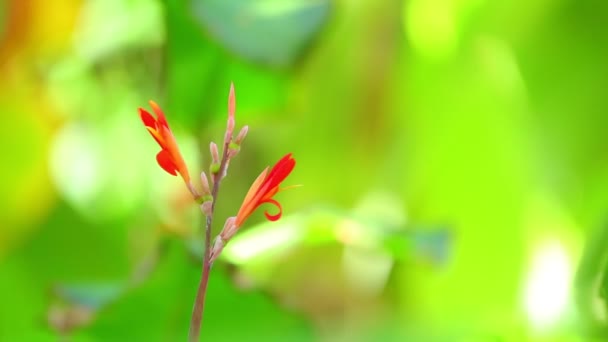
[188,140,231,342]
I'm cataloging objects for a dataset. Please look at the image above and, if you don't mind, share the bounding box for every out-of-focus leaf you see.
[0,102,53,256]
[202,262,314,342]
[165,0,292,131]
[220,214,307,265]
[21,202,131,281]
[382,227,452,265]
[190,0,330,67]
[220,197,451,289]
[74,0,164,62]
[164,0,225,129]
[76,239,314,341]
[0,258,56,341]
[0,194,131,340]
[575,219,608,336]
[223,192,450,263]
[216,59,289,121]
[74,240,192,341]
[0,0,6,40]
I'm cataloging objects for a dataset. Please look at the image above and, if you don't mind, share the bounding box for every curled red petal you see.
[156,150,177,176]
[262,198,283,221]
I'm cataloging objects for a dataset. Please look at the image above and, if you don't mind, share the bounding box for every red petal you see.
[139,108,156,128]
[267,153,293,178]
[140,107,166,148]
[264,154,295,191]
[149,101,169,128]
[156,150,177,176]
[262,198,283,221]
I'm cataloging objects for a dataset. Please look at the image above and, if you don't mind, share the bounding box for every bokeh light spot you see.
[524,240,571,329]
[50,122,103,213]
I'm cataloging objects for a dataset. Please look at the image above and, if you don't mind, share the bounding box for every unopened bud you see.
[235,125,248,145]
[228,83,236,121]
[224,128,233,145]
[227,126,247,159]
[219,216,238,242]
[225,83,236,144]
[186,181,200,199]
[224,114,234,144]
[200,172,211,195]
[209,236,225,263]
[210,142,219,164]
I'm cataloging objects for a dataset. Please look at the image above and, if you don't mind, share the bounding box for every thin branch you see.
[188,140,231,342]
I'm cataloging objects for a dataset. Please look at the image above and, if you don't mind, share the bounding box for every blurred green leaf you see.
[76,239,314,341]
[20,202,131,282]
[75,0,164,62]
[220,200,451,289]
[190,0,330,67]
[164,0,297,131]
[575,219,608,337]
[0,103,51,252]
[75,240,193,341]
[0,258,56,341]
[218,59,289,121]
[164,37,289,129]
[164,0,225,129]
[0,203,133,340]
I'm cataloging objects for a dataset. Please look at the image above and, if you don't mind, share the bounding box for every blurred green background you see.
[1,0,608,341]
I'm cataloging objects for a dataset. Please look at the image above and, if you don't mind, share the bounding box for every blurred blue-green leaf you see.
[54,283,125,310]
[190,0,330,67]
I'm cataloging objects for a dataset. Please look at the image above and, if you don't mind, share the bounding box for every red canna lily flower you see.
[234,153,296,228]
[139,101,191,185]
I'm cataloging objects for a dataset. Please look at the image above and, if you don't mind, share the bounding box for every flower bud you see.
[235,125,248,145]
[209,236,225,263]
[225,83,236,144]
[200,171,211,196]
[219,216,238,242]
[210,142,220,164]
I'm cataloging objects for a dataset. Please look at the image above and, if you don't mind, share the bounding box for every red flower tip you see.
[139,101,191,184]
[234,153,296,228]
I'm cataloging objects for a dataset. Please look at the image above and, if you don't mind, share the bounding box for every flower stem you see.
[188,223,211,341]
[188,140,231,342]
